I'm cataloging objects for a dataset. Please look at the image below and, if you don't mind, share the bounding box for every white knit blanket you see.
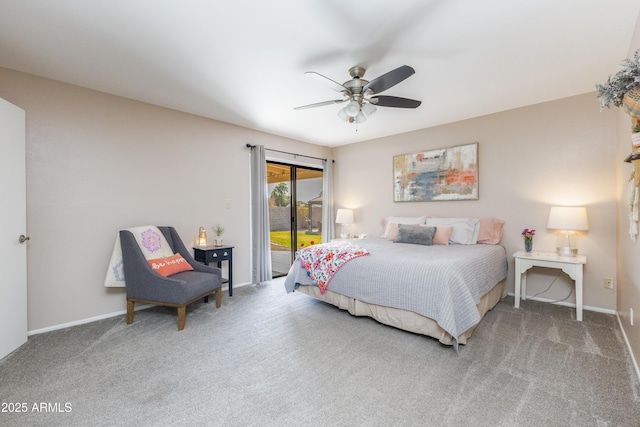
[103,226,174,287]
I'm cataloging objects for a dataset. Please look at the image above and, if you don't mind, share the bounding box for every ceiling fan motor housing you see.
[344,67,368,95]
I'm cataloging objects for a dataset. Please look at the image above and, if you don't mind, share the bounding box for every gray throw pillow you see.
[394,225,436,245]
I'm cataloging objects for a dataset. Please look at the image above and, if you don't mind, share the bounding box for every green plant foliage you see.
[270,182,290,207]
[596,49,640,109]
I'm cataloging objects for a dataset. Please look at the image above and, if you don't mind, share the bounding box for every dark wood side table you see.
[193,245,234,296]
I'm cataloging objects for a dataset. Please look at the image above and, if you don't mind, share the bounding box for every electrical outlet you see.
[631,308,634,326]
[603,277,614,289]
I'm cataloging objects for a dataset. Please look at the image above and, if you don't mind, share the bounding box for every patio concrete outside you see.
[271,248,293,277]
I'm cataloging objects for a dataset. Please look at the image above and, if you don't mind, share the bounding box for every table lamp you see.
[335,209,354,239]
[547,206,588,256]
[197,226,207,247]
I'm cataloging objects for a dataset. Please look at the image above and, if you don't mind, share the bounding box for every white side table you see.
[513,251,587,321]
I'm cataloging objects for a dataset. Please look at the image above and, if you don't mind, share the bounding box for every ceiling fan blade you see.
[305,71,348,93]
[363,65,415,94]
[371,96,421,108]
[294,99,348,110]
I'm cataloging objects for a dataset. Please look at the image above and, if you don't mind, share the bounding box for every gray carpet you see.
[1,278,639,426]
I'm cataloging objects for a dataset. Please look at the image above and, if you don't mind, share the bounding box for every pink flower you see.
[521,228,536,238]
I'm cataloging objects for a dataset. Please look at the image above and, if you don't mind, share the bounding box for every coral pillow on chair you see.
[147,253,194,277]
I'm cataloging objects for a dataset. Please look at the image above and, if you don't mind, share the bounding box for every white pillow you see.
[425,218,480,244]
[381,216,426,238]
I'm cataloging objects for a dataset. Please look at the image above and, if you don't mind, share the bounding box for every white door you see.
[0,97,27,360]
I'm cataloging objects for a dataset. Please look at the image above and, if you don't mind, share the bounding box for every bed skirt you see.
[295,278,507,345]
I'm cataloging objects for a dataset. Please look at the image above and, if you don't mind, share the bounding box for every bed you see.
[284,235,508,347]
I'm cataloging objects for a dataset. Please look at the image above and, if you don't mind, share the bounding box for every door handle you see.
[19,235,30,243]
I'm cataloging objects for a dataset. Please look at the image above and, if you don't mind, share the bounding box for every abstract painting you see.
[393,142,478,202]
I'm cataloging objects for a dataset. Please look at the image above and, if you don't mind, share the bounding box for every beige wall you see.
[333,93,618,311]
[616,18,640,371]
[0,68,329,332]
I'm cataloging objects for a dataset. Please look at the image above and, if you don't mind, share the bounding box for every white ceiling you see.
[1,1,639,147]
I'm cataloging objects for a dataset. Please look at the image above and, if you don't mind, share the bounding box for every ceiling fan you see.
[294,65,421,123]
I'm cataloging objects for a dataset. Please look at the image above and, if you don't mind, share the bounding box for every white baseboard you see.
[506,292,616,315]
[28,303,154,336]
[616,312,640,384]
[27,282,250,336]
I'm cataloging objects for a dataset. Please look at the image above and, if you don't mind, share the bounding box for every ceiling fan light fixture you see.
[355,111,367,124]
[337,107,350,122]
[345,100,360,118]
[361,102,376,118]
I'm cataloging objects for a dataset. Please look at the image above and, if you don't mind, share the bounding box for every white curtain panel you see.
[321,159,335,243]
[250,145,272,284]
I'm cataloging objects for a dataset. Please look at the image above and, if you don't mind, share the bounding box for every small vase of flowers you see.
[522,228,535,253]
[213,224,224,246]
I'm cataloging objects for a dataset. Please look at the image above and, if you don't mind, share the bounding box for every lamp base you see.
[556,246,577,257]
[340,223,349,240]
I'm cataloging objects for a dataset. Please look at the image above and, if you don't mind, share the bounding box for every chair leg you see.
[126,300,135,324]
[215,288,222,308]
[177,306,186,331]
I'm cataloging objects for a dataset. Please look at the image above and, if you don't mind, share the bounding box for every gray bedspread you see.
[284,239,508,340]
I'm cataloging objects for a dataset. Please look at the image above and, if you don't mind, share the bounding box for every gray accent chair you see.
[120,226,222,330]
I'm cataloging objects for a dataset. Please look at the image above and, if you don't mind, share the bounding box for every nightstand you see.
[513,251,586,321]
[193,245,234,296]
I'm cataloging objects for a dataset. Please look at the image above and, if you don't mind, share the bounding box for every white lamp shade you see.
[335,208,354,224]
[547,206,589,231]
[361,102,377,118]
[345,100,360,118]
[337,107,350,122]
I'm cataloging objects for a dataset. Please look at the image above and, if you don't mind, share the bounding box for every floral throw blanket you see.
[297,241,370,293]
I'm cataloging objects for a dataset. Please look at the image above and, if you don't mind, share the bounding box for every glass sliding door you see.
[267,162,323,277]
[267,162,292,277]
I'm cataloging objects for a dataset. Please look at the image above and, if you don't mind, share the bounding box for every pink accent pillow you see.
[477,218,505,244]
[433,225,453,245]
[147,253,194,277]
[380,215,426,238]
[386,223,400,241]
